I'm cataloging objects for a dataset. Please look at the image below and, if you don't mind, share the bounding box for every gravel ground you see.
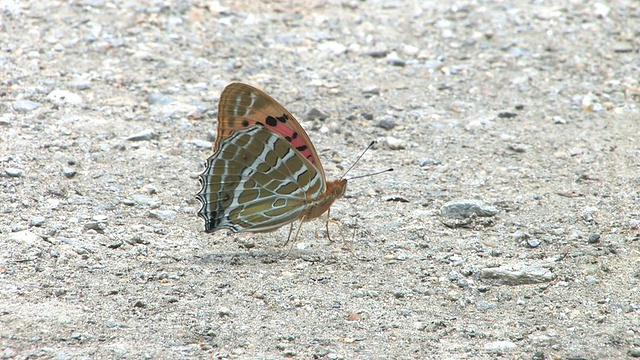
[2,0,640,359]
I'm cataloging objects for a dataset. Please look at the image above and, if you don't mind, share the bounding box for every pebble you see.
[385,52,406,67]
[587,233,600,244]
[553,116,567,124]
[146,93,175,105]
[0,114,14,126]
[581,206,598,222]
[47,89,83,105]
[385,136,405,150]
[475,301,497,311]
[527,238,541,248]
[30,216,46,227]
[131,195,160,207]
[424,59,443,69]
[612,41,633,53]
[71,78,92,90]
[149,209,177,221]
[361,85,380,95]
[318,41,347,55]
[62,167,77,178]
[121,199,135,206]
[629,348,640,357]
[508,143,530,153]
[8,230,39,246]
[480,264,554,285]
[305,108,329,121]
[593,3,610,18]
[376,116,396,130]
[84,222,106,232]
[127,129,156,141]
[630,219,640,229]
[4,168,23,177]
[187,139,213,149]
[419,158,441,167]
[12,100,42,112]
[440,200,498,219]
[497,111,517,119]
[1,347,17,358]
[484,341,516,352]
[218,307,231,317]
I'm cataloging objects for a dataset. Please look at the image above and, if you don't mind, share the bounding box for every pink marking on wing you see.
[264,115,317,164]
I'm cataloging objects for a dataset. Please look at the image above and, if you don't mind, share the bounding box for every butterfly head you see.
[329,178,348,199]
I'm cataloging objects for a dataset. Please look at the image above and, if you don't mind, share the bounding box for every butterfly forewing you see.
[197,125,326,233]
[216,83,325,178]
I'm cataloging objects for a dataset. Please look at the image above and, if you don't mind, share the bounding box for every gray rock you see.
[187,139,213,149]
[587,233,600,244]
[441,200,498,219]
[30,216,46,227]
[84,221,106,232]
[71,78,92,90]
[317,41,346,55]
[480,264,555,285]
[386,52,406,66]
[376,116,396,130]
[362,85,380,95]
[149,209,177,221]
[484,340,516,352]
[13,100,42,112]
[527,238,541,248]
[613,41,633,53]
[131,195,160,207]
[305,107,329,121]
[424,59,443,69]
[0,114,14,126]
[62,167,77,178]
[146,93,175,105]
[4,168,23,177]
[419,158,441,167]
[127,129,155,141]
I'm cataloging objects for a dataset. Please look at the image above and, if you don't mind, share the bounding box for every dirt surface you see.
[2,0,640,359]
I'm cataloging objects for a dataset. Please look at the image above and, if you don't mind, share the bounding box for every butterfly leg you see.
[282,222,295,247]
[322,208,345,244]
[282,217,306,258]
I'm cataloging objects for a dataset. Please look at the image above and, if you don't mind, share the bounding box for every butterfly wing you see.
[216,83,325,179]
[197,125,326,233]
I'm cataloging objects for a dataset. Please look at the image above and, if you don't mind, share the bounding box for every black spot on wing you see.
[276,114,288,123]
[241,120,250,127]
[285,136,292,142]
[291,132,298,139]
[265,116,277,127]
[296,145,308,152]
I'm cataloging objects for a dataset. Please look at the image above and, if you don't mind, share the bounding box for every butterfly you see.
[196,83,347,240]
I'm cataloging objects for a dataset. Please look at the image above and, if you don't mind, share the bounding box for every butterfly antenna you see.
[340,141,375,179]
[347,168,393,181]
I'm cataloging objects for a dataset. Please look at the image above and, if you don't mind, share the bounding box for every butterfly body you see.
[196,83,346,235]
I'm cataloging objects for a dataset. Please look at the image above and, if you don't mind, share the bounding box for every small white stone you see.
[9,230,39,246]
[47,89,83,105]
[386,136,405,150]
[484,340,516,352]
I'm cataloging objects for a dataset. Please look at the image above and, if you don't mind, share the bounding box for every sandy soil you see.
[2,0,640,358]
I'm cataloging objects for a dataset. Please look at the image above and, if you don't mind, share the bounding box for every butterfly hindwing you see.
[197,125,326,233]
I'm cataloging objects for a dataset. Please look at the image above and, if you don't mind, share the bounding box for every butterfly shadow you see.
[194,247,344,265]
